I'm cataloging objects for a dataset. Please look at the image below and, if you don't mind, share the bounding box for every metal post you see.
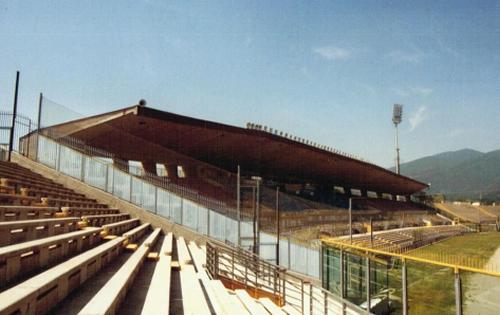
[237,165,241,247]
[252,186,257,254]
[402,259,408,315]
[80,155,86,182]
[288,235,291,269]
[104,164,109,192]
[256,178,260,256]
[276,186,280,266]
[26,119,31,157]
[365,255,371,314]
[300,280,304,313]
[8,71,20,162]
[455,269,462,315]
[395,124,400,174]
[349,198,353,244]
[207,208,210,236]
[37,92,43,131]
[154,187,158,214]
[56,142,61,171]
[370,218,373,248]
[309,284,313,315]
[340,248,344,299]
[324,290,328,315]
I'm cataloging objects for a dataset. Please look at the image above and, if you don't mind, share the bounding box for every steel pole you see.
[455,269,462,315]
[237,165,241,247]
[276,186,280,266]
[37,93,43,131]
[252,186,257,254]
[8,71,20,162]
[395,124,400,174]
[349,197,353,244]
[402,259,408,315]
[366,255,371,314]
[256,178,260,255]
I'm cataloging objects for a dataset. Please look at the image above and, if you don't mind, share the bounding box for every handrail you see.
[206,240,369,315]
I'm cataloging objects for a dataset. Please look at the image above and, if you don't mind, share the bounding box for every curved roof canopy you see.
[45,105,428,195]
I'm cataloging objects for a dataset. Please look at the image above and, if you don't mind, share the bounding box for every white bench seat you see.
[0,236,125,315]
[210,280,250,315]
[0,206,59,221]
[82,213,129,226]
[0,217,80,246]
[123,223,151,244]
[235,289,270,315]
[0,227,102,286]
[259,297,287,315]
[102,218,140,236]
[141,232,173,315]
[78,228,161,315]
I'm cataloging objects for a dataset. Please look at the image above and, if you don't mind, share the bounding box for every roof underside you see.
[45,106,428,195]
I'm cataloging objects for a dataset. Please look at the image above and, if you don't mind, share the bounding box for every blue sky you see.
[0,1,499,167]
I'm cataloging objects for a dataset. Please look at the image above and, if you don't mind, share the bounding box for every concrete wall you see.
[12,152,212,244]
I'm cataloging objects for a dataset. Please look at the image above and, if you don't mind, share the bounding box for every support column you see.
[455,269,462,315]
[113,157,129,173]
[340,248,344,299]
[365,255,371,314]
[164,164,178,178]
[141,160,157,174]
[402,259,408,315]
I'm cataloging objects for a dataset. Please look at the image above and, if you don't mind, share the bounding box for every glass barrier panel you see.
[343,251,366,306]
[259,232,277,263]
[156,188,171,219]
[130,176,143,206]
[84,157,107,190]
[209,210,225,241]
[240,221,254,251]
[197,206,208,235]
[407,261,455,315]
[106,164,113,193]
[171,194,182,224]
[462,270,500,315]
[279,238,290,269]
[386,257,403,315]
[225,217,237,245]
[142,181,156,212]
[323,247,341,296]
[367,257,390,314]
[37,136,58,169]
[307,247,320,278]
[290,243,308,275]
[183,200,198,230]
[112,169,131,201]
[58,145,82,179]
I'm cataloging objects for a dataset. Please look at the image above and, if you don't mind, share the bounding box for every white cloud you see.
[388,50,425,64]
[392,87,433,97]
[409,106,427,131]
[410,87,433,97]
[358,83,376,95]
[313,46,351,61]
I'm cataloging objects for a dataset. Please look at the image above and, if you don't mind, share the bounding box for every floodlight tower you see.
[392,104,403,174]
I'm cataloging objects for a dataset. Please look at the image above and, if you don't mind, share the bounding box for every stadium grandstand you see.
[0,101,495,314]
[24,104,445,241]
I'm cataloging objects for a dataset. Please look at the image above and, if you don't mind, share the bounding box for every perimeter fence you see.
[322,237,500,315]
[16,127,322,279]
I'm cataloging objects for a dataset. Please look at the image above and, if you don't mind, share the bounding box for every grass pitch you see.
[387,232,500,315]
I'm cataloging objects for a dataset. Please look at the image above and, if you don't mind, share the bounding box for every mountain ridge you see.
[393,149,500,201]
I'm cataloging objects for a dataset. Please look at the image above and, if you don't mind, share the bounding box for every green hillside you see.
[395,149,500,201]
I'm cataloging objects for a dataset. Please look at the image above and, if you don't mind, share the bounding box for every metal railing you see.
[206,240,369,315]
[323,235,500,315]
